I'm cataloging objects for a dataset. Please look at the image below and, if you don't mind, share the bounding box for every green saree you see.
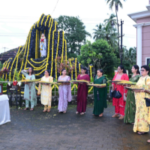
[93,76,107,116]
[124,75,140,123]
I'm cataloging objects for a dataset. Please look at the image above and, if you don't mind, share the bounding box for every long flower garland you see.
[61,32,64,63]
[41,15,45,26]
[55,58,57,79]
[9,46,21,81]
[75,58,77,79]
[79,63,81,73]
[89,65,93,79]
[56,32,60,59]
[69,58,73,79]
[45,15,50,26]
[37,14,44,27]
[35,29,38,59]
[30,58,47,64]
[65,40,67,61]
[51,22,57,76]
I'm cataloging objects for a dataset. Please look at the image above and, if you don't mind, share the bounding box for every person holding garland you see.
[21,68,37,111]
[58,69,72,113]
[38,70,53,112]
[93,69,107,117]
[124,65,140,124]
[76,67,90,115]
[112,65,129,120]
[133,65,150,135]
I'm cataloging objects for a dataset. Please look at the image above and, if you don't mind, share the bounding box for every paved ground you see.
[0,103,150,150]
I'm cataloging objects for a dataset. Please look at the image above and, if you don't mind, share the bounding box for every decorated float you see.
[2,14,93,93]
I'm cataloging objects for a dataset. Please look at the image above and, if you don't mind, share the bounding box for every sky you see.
[0,0,149,53]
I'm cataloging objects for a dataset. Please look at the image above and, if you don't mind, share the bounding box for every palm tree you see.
[93,23,118,50]
[124,47,136,66]
[93,24,104,40]
[104,13,117,28]
[106,0,126,62]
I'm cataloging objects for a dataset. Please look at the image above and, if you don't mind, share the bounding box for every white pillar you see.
[137,25,142,69]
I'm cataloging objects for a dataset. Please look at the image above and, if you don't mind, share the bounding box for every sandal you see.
[118,116,124,120]
[76,111,79,114]
[30,108,34,111]
[99,114,103,117]
[63,111,66,114]
[24,108,29,110]
[147,139,150,143]
[43,110,47,112]
[47,109,51,112]
[80,112,84,115]
[137,132,146,135]
[112,114,119,118]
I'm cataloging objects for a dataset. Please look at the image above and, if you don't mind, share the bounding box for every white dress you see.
[40,38,47,57]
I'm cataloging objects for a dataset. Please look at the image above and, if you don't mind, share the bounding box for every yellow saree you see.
[133,76,150,132]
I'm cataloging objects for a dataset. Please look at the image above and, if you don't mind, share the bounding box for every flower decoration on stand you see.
[3,68,9,73]
[13,69,21,86]
[56,56,75,75]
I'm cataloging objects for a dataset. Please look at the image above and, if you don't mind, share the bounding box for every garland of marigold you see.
[75,58,77,79]
[35,29,38,59]
[51,22,57,76]
[79,63,81,73]
[37,14,44,27]
[61,32,64,63]
[45,19,53,74]
[69,59,73,79]
[9,46,21,81]
[48,18,52,28]
[89,65,93,79]
[56,32,59,59]
[45,15,50,26]
[65,40,67,61]
[30,58,47,64]
[13,46,22,80]
[55,58,57,79]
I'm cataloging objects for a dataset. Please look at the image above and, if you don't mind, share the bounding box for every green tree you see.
[106,0,126,62]
[0,61,3,69]
[56,16,91,58]
[93,22,118,50]
[78,39,119,77]
[122,47,136,75]
[104,13,117,28]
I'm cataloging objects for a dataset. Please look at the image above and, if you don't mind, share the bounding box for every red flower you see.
[41,39,44,42]
[13,81,18,86]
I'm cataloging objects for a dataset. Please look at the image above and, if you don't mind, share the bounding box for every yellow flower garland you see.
[61,32,64,63]
[69,59,73,79]
[75,58,77,79]
[51,22,57,76]
[79,63,81,73]
[55,58,57,79]
[65,40,67,61]
[30,58,47,64]
[56,32,60,59]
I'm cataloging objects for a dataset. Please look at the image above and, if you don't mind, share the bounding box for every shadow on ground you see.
[0,104,150,150]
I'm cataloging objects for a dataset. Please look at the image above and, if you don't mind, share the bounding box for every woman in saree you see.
[133,65,150,135]
[112,65,129,120]
[38,70,53,112]
[124,65,140,124]
[93,69,107,117]
[21,68,37,111]
[58,69,72,113]
[76,67,90,115]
